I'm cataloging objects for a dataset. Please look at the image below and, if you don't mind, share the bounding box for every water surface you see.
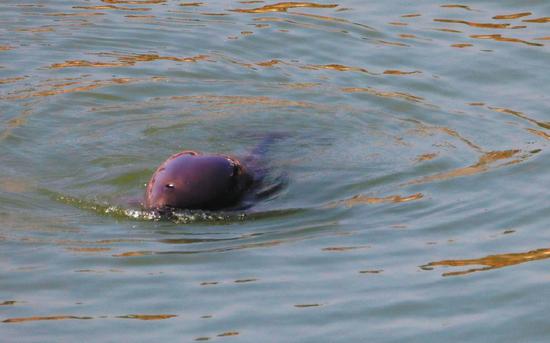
[1,1,549,341]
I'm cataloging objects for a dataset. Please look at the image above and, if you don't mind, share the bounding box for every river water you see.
[1,1,549,341]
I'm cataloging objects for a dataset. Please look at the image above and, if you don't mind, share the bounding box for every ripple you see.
[493,12,532,20]
[422,247,550,276]
[434,19,511,29]
[231,2,338,14]
[2,314,177,323]
[407,150,531,185]
[440,4,475,11]
[180,2,203,7]
[49,53,209,69]
[470,34,543,47]
[488,106,550,129]
[3,315,93,323]
[116,314,177,320]
[328,193,424,208]
[522,17,550,23]
[101,0,166,4]
[73,5,152,11]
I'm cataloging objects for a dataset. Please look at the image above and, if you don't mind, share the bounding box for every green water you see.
[1,0,549,341]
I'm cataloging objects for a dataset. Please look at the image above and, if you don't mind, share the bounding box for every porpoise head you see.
[145,150,253,211]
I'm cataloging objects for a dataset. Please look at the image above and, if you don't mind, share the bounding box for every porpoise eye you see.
[165,183,175,189]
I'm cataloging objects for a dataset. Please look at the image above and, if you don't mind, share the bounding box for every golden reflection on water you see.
[408,150,526,185]
[303,63,371,74]
[523,17,550,23]
[231,2,338,14]
[4,76,165,101]
[73,5,151,11]
[440,4,474,11]
[65,247,112,253]
[125,14,156,19]
[406,122,483,152]
[423,248,550,276]
[46,12,106,17]
[434,19,511,29]
[376,40,409,47]
[2,314,177,323]
[342,87,426,104]
[168,94,315,109]
[399,34,417,39]
[180,2,203,6]
[3,315,93,323]
[102,0,165,4]
[493,12,532,20]
[329,193,424,208]
[415,153,439,162]
[0,76,26,85]
[434,28,462,33]
[488,106,550,129]
[470,34,543,47]
[50,54,209,69]
[383,69,421,75]
[526,129,550,140]
[16,26,55,33]
[116,314,177,320]
[451,43,473,48]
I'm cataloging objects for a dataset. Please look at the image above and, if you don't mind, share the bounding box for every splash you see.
[53,192,249,223]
